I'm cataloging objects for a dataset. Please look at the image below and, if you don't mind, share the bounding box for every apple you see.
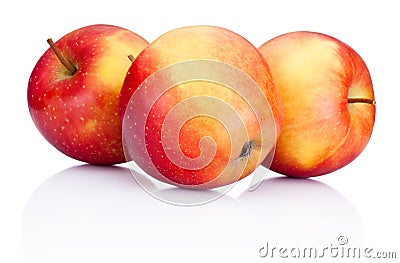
[28,24,149,165]
[120,25,283,189]
[258,31,376,178]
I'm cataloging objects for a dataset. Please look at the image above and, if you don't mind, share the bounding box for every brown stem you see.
[348,98,376,105]
[127,54,135,62]
[47,38,77,75]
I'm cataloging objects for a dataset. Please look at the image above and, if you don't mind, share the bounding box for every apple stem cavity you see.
[47,38,77,75]
[348,98,376,105]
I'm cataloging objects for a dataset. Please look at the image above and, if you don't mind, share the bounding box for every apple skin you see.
[120,26,283,189]
[28,24,149,165]
[259,31,376,178]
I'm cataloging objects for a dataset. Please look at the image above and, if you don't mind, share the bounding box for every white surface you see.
[1,0,399,262]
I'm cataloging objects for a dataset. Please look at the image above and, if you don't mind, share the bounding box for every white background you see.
[1,0,399,262]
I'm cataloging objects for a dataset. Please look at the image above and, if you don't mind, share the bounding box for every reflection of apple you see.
[259,31,376,178]
[120,25,283,188]
[28,24,148,165]
[239,177,364,246]
[22,165,255,263]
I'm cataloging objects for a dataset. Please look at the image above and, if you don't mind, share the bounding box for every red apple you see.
[28,24,149,165]
[120,25,283,189]
[259,31,376,178]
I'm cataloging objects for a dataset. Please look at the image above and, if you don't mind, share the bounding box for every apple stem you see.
[47,38,77,75]
[348,98,376,105]
[127,54,135,62]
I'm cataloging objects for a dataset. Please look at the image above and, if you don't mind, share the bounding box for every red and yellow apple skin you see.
[120,26,283,188]
[28,24,149,165]
[259,31,376,178]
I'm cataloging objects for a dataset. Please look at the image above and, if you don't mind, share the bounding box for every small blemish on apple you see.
[239,141,255,158]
